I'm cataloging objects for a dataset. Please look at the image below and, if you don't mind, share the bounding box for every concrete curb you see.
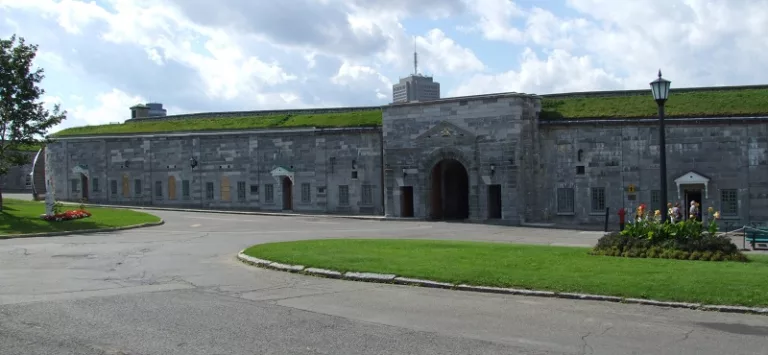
[0,220,165,240]
[236,252,768,316]
[66,202,387,222]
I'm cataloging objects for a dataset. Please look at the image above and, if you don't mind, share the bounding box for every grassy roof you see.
[52,110,383,137]
[540,86,768,120]
[50,86,768,137]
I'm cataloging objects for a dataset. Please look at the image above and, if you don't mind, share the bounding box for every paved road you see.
[1,197,767,354]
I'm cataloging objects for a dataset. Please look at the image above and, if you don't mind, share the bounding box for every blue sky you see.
[1,0,766,132]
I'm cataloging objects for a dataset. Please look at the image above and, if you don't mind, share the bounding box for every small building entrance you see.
[429,159,469,220]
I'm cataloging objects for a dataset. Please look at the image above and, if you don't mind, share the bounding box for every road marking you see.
[190,224,202,228]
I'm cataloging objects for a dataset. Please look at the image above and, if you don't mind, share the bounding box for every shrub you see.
[591,203,746,262]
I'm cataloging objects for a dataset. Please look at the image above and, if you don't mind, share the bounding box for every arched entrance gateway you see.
[429,158,470,220]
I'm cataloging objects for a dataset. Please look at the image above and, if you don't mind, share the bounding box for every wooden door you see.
[488,184,502,219]
[168,176,177,200]
[122,174,130,198]
[400,186,414,217]
[221,176,231,201]
[282,177,293,210]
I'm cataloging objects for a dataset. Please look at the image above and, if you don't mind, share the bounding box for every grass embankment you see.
[540,88,768,119]
[243,239,768,307]
[52,110,383,137]
[50,87,768,137]
[0,198,161,236]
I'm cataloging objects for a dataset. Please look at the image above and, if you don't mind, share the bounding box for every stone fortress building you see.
[31,79,768,230]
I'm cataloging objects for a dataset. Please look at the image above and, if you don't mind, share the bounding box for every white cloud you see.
[2,0,767,132]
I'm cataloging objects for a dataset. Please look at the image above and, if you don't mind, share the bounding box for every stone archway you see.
[429,158,470,220]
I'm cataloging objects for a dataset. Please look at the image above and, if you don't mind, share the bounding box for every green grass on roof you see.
[51,110,383,137]
[50,87,768,137]
[540,88,768,119]
[3,142,42,152]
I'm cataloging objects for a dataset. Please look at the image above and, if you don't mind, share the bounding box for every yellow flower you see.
[654,210,661,216]
[714,211,721,219]
[707,206,714,214]
[689,214,696,219]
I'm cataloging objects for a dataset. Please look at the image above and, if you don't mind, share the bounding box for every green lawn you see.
[243,239,768,307]
[52,110,383,137]
[0,198,161,236]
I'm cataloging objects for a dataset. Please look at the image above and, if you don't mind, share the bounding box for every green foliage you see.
[539,88,768,120]
[52,200,63,215]
[593,203,746,262]
[0,34,66,179]
[51,110,382,137]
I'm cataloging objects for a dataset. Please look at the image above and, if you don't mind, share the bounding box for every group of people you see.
[669,200,701,223]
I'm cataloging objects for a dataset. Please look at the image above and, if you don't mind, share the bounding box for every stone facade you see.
[0,150,36,193]
[539,119,768,229]
[45,127,384,215]
[40,92,768,230]
[381,93,543,225]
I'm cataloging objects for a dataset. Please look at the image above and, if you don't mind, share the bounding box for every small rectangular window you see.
[237,181,246,201]
[110,180,118,195]
[250,185,259,195]
[720,189,738,216]
[591,187,606,212]
[155,181,163,198]
[557,188,574,214]
[265,184,274,203]
[650,190,661,211]
[301,183,311,203]
[339,185,349,205]
[92,178,100,192]
[205,182,214,200]
[71,179,79,193]
[362,184,373,205]
[134,179,142,196]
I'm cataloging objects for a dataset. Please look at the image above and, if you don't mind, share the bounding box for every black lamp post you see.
[650,70,671,222]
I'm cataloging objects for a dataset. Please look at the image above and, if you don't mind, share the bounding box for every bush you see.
[591,203,747,262]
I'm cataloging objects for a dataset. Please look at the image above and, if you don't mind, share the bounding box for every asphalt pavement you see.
[1,194,767,355]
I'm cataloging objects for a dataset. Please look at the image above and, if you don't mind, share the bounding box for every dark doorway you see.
[429,159,470,220]
[488,184,502,219]
[282,177,293,211]
[400,186,414,217]
[685,189,702,221]
[80,174,89,200]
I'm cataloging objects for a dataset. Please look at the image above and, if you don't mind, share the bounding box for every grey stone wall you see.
[0,150,36,193]
[539,119,768,230]
[381,93,542,224]
[45,128,384,215]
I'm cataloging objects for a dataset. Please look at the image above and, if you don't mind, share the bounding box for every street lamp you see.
[650,70,671,222]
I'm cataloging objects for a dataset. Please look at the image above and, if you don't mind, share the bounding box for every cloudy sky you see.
[1,0,766,132]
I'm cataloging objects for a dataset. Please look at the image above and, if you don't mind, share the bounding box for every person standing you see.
[689,200,700,221]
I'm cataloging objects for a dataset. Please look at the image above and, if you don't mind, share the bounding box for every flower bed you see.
[40,209,92,222]
[591,203,747,262]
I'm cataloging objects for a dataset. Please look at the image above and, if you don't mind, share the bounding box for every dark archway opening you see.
[430,159,469,220]
[281,177,293,211]
[80,174,89,200]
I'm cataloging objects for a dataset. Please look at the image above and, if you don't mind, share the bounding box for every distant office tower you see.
[392,51,441,103]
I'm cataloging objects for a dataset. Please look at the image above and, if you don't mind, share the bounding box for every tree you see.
[0,34,66,211]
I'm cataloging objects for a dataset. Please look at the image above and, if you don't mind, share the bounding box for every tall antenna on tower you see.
[413,38,418,75]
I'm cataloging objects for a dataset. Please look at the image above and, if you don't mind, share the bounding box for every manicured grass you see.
[540,88,768,119]
[243,239,768,307]
[0,198,161,236]
[51,110,383,137]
